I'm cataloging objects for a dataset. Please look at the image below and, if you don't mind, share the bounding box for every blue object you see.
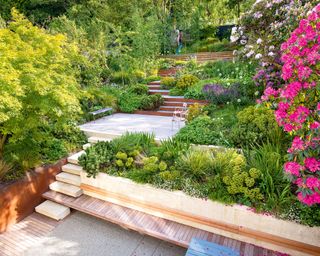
[185,238,240,256]
[176,43,183,55]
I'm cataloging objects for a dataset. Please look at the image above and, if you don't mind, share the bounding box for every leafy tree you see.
[0,9,81,169]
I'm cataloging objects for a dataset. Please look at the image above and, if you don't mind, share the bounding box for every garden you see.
[0,0,319,247]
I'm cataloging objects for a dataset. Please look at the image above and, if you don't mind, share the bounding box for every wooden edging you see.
[80,183,320,256]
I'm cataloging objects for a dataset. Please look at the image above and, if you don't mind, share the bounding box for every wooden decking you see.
[43,190,278,256]
[0,212,60,256]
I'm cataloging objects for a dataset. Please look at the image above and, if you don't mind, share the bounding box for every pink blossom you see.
[310,121,320,130]
[304,157,320,172]
[291,136,304,151]
[284,162,303,176]
[298,192,320,206]
[283,123,295,132]
[297,65,312,80]
[306,177,320,189]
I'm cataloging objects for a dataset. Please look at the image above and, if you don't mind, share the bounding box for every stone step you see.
[67,150,85,165]
[56,172,81,186]
[149,89,169,95]
[83,143,91,150]
[88,136,112,144]
[35,200,70,221]
[49,181,83,197]
[163,101,206,107]
[62,163,83,176]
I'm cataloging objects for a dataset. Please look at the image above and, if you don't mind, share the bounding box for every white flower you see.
[246,50,254,58]
[256,38,263,44]
[254,91,259,96]
[269,45,275,50]
[237,99,241,103]
[233,50,238,55]
[227,102,230,105]
[268,52,275,57]
[255,53,262,59]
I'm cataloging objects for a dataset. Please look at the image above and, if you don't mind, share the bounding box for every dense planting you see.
[79,132,320,226]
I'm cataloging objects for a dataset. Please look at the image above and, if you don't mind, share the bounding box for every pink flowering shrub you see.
[270,5,320,206]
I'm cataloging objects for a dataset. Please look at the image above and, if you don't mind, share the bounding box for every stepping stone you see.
[56,172,81,186]
[88,136,112,144]
[67,150,85,165]
[62,163,83,176]
[35,200,70,220]
[49,181,83,197]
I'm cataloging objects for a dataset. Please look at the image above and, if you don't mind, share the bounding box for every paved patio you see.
[0,212,186,256]
[79,113,184,140]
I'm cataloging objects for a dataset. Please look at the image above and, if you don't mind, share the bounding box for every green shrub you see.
[139,94,163,110]
[111,132,155,154]
[186,103,207,122]
[175,116,232,147]
[110,71,132,84]
[118,93,141,113]
[169,87,185,96]
[142,75,161,84]
[161,77,176,88]
[79,141,115,178]
[176,149,214,180]
[176,74,199,89]
[230,106,283,147]
[127,84,149,95]
[132,70,146,82]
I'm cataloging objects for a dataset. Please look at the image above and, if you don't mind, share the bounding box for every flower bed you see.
[80,171,320,256]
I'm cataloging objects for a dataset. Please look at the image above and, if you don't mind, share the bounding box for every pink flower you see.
[289,106,310,124]
[304,157,320,172]
[283,123,295,132]
[310,121,320,129]
[306,177,320,189]
[298,192,320,206]
[264,87,279,97]
[284,162,303,176]
[297,65,312,80]
[291,136,304,151]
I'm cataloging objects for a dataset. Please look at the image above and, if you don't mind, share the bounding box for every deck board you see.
[42,190,278,256]
[0,212,60,256]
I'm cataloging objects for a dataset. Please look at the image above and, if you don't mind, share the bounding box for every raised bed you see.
[0,159,66,233]
[80,171,320,256]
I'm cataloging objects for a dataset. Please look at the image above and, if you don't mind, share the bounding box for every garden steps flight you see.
[35,200,70,221]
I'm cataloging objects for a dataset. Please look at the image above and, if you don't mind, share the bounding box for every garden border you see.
[80,172,320,256]
[0,159,66,233]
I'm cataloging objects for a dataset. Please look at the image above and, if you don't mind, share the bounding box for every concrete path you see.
[79,113,184,140]
[24,211,186,256]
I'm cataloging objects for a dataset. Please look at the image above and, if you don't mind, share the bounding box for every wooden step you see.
[149,89,169,95]
[159,106,177,111]
[35,200,70,221]
[163,96,208,103]
[56,172,81,186]
[49,181,83,197]
[67,150,85,165]
[134,110,173,117]
[147,85,161,90]
[163,101,206,107]
[42,190,278,255]
[62,163,83,176]
[148,80,161,85]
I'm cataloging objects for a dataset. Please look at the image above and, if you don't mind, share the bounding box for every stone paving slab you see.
[79,113,184,140]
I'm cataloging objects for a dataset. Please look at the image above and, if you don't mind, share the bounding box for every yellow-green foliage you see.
[0,10,81,169]
[158,170,181,181]
[143,156,159,172]
[161,77,176,87]
[176,74,199,89]
[116,152,134,168]
[186,103,207,122]
[219,151,263,201]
